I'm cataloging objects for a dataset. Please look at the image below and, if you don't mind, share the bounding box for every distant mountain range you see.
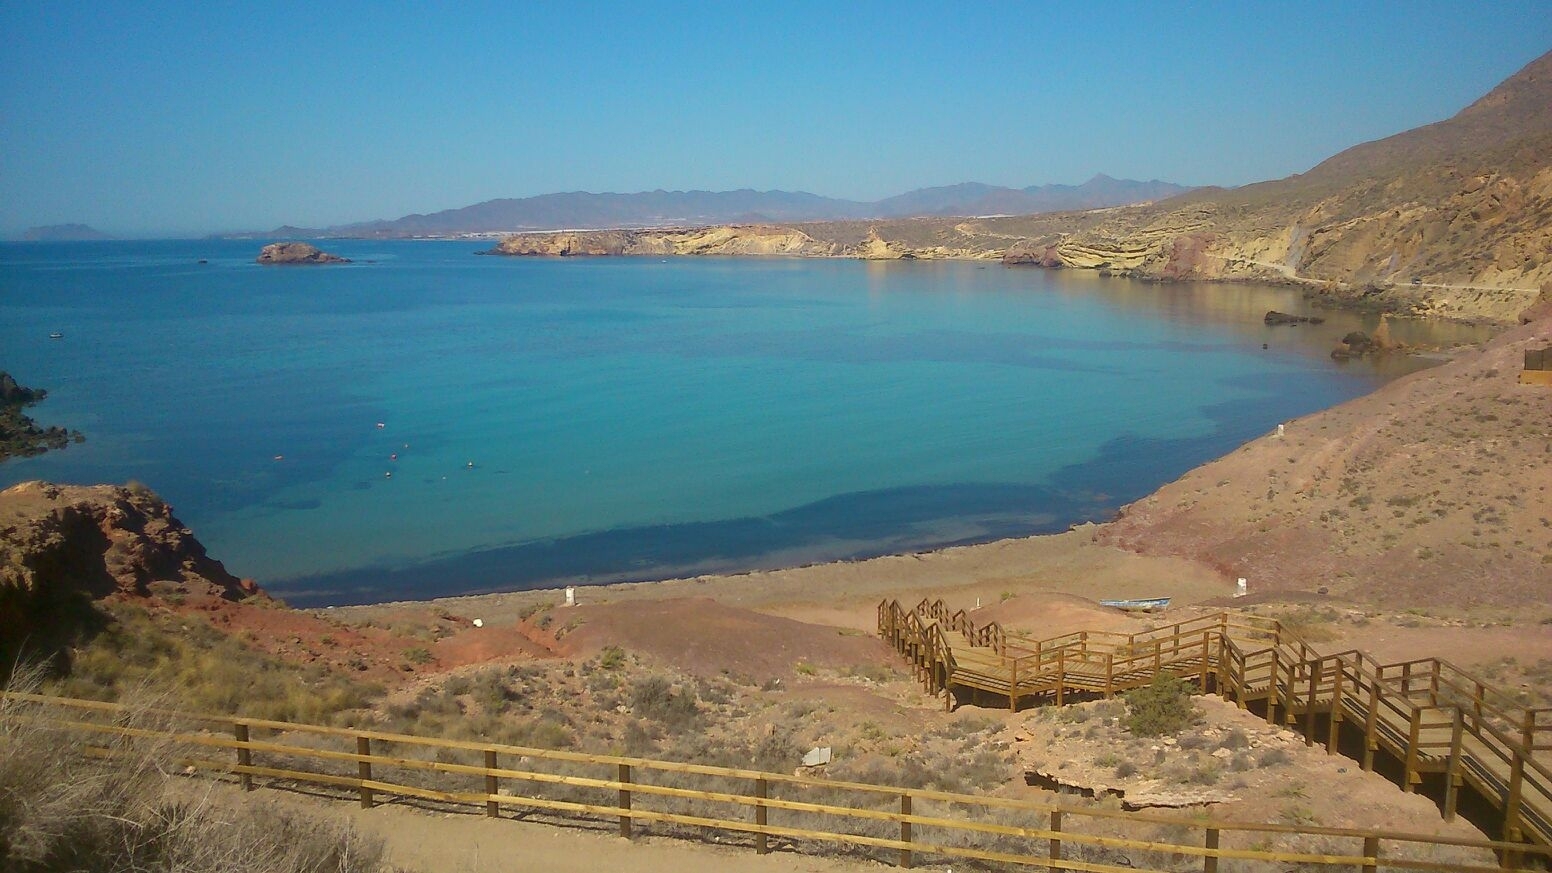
[221,175,1193,239]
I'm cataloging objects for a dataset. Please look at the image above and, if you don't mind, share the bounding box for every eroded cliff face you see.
[0,481,260,605]
[487,222,1012,261]
[1010,169,1552,322]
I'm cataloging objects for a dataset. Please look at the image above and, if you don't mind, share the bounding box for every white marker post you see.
[565,586,576,607]
[1235,578,1248,598]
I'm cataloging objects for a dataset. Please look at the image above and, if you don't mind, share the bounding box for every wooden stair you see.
[878,597,1552,861]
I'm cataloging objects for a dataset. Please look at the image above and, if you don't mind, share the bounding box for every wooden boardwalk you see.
[879,597,1552,862]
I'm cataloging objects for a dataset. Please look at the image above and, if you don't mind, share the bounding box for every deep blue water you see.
[0,240,1490,605]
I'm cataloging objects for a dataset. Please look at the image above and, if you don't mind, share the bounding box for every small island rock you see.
[1264,310,1324,326]
[256,242,350,264]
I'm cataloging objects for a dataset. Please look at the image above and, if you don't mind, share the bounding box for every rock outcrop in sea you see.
[256,242,350,264]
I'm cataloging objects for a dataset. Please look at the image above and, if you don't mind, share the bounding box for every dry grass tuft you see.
[1,668,390,873]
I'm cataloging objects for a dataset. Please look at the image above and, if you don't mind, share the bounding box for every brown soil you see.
[530,597,894,682]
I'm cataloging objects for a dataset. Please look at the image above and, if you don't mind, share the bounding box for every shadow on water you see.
[271,370,1350,607]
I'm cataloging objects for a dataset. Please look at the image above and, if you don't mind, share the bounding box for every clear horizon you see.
[4,1,1551,238]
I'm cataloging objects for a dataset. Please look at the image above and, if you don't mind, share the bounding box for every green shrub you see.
[598,645,627,670]
[1122,674,1198,737]
[630,676,702,731]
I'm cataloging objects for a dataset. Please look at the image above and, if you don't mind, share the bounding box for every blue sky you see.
[3,2,1550,237]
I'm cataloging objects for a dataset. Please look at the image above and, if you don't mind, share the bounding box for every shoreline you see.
[322,310,1551,619]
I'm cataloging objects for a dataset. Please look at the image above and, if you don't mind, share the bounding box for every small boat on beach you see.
[1099,597,1171,612]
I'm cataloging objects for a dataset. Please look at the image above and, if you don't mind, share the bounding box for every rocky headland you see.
[256,241,350,264]
[0,372,83,462]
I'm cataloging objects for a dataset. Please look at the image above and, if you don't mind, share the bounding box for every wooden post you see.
[1202,827,1219,873]
[1199,631,1210,692]
[356,735,374,809]
[484,749,499,818]
[618,763,632,838]
[1327,664,1343,755]
[899,793,913,869]
[754,777,769,854]
[1010,656,1020,712]
[1216,630,1228,693]
[1056,649,1066,707]
[233,722,252,792]
[1363,668,1381,772]
[1305,663,1318,746]
[1104,652,1114,699]
[1403,708,1422,793]
[1443,711,1462,822]
[1266,649,1280,726]
[1362,835,1380,873]
[1504,749,1525,845]
[1048,809,1062,873]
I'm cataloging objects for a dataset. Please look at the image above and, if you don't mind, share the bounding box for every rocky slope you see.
[1102,317,1552,607]
[1004,50,1552,322]
[0,481,262,662]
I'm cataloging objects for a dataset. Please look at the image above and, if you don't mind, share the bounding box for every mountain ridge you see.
[217,176,1193,239]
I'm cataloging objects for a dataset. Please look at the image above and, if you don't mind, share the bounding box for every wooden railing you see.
[877,598,1552,861]
[7,690,1550,873]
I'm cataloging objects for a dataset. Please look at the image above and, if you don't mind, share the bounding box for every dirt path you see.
[265,791,888,873]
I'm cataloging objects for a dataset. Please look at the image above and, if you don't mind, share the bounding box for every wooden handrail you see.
[879,598,1552,855]
[9,691,1550,873]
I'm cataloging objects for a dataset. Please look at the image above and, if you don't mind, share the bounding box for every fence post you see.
[1266,649,1280,726]
[1305,663,1318,746]
[1010,656,1020,712]
[1444,711,1462,821]
[1403,709,1422,793]
[1362,835,1380,873]
[1199,631,1211,692]
[899,792,913,869]
[1504,749,1524,846]
[233,721,252,792]
[755,777,769,854]
[1328,664,1343,755]
[485,749,499,818]
[1363,668,1381,771]
[1202,827,1219,873]
[1051,649,1062,706]
[619,763,632,838]
[356,735,374,809]
[1048,809,1062,873]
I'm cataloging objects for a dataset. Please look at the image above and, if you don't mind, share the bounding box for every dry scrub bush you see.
[52,602,379,724]
[0,673,388,873]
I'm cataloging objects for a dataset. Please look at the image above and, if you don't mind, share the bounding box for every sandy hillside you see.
[1104,317,1552,607]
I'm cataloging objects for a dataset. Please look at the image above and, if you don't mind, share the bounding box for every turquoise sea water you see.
[0,240,1491,605]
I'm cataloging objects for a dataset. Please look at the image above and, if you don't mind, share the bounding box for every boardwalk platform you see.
[879,597,1552,861]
